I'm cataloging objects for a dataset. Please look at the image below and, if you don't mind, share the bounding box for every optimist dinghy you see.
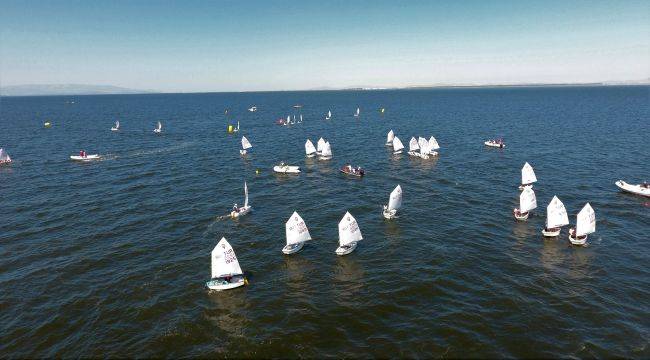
[386,130,395,146]
[248,106,257,112]
[240,136,252,155]
[230,181,251,218]
[542,196,569,237]
[0,148,12,165]
[408,137,421,158]
[392,136,404,154]
[233,121,240,133]
[305,139,317,158]
[153,121,162,133]
[282,211,312,254]
[336,211,363,255]
[316,137,326,155]
[568,203,595,246]
[340,164,365,177]
[111,120,120,131]
[354,107,360,118]
[615,180,650,197]
[319,141,332,160]
[519,162,537,190]
[513,187,537,221]
[484,139,505,148]
[428,136,440,152]
[325,110,332,120]
[418,137,432,159]
[273,162,301,174]
[206,237,247,291]
[382,185,402,219]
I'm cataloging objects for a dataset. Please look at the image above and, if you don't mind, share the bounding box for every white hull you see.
[273,165,301,174]
[306,153,316,158]
[0,160,12,165]
[519,184,533,191]
[335,242,357,256]
[282,242,304,254]
[513,208,529,221]
[206,275,245,291]
[568,233,588,246]
[408,151,429,159]
[240,150,247,155]
[70,155,100,162]
[153,129,161,133]
[484,141,505,148]
[231,206,251,218]
[382,208,397,219]
[111,128,119,131]
[541,227,561,237]
[318,155,332,160]
[615,180,650,197]
[393,150,403,155]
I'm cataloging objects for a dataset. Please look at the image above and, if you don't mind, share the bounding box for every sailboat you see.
[305,139,317,158]
[513,187,537,221]
[386,130,394,146]
[542,196,569,237]
[428,136,440,152]
[392,137,404,154]
[230,181,251,218]
[233,121,240,133]
[408,137,420,157]
[111,120,120,132]
[0,148,12,165]
[336,211,363,255]
[284,115,290,126]
[354,107,360,118]
[206,237,247,291]
[319,141,332,160]
[248,106,257,112]
[240,136,252,155]
[418,137,431,159]
[291,115,296,125]
[282,211,312,254]
[382,185,402,219]
[298,114,303,123]
[325,110,332,120]
[519,162,537,190]
[568,203,595,246]
[316,137,326,155]
[153,121,162,134]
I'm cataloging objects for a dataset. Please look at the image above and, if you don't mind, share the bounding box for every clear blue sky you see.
[1,0,648,92]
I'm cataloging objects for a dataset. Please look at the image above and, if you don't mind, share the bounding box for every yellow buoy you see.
[255,169,260,175]
[227,125,233,133]
[44,122,52,128]
[244,278,249,286]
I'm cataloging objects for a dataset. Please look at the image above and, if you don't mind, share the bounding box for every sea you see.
[1,86,649,358]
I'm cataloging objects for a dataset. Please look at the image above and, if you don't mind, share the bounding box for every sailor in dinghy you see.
[153,121,162,133]
[305,139,317,158]
[542,196,569,237]
[316,137,326,155]
[111,120,120,131]
[568,203,596,246]
[386,130,395,146]
[206,237,247,291]
[428,136,440,155]
[519,162,537,190]
[319,141,332,160]
[0,148,12,165]
[325,110,332,120]
[484,138,505,148]
[282,211,313,254]
[513,187,537,221]
[418,137,431,159]
[336,211,363,255]
[392,136,404,155]
[230,181,252,218]
[382,185,403,219]
[407,137,420,158]
[240,136,252,155]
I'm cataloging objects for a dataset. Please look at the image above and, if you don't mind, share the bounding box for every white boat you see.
[392,137,404,154]
[206,237,246,291]
[541,195,569,237]
[248,106,257,112]
[0,148,12,165]
[325,110,332,120]
[230,181,252,218]
[233,121,240,132]
[615,180,650,197]
[319,141,332,160]
[386,130,394,146]
[382,185,402,219]
[282,211,312,254]
[519,162,537,190]
[298,114,303,123]
[70,154,101,162]
[353,107,360,117]
[484,139,505,148]
[283,115,290,126]
[240,136,252,155]
[44,122,52,128]
[273,162,301,174]
[418,137,432,159]
[153,121,162,133]
[569,203,596,246]
[407,137,420,158]
[513,187,537,221]
[316,137,326,155]
[291,115,296,124]
[428,136,440,151]
[111,120,120,131]
[305,139,317,158]
[336,211,363,255]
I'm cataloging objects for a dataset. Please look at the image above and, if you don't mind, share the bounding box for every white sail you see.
[115,120,120,129]
[305,139,316,155]
[211,237,243,278]
[327,110,331,118]
[546,196,569,228]
[355,107,360,116]
[576,203,596,236]
[519,187,538,213]
[156,121,162,131]
[321,141,332,157]
[317,137,326,153]
[236,121,240,131]
[418,137,429,154]
[286,115,290,123]
[338,211,363,246]
[428,136,440,150]
[393,137,404,152]
[243,181,249,208]
[241,136,252,150]
[387,185,403,211]
[409,137,419,152]
[521,162,537,185]
[0,148,10,162]
[285,211,312,246]
[386,130,394,144]
[299,114,303,122]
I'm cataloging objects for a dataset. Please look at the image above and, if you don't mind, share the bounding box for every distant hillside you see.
[0,84,154,96]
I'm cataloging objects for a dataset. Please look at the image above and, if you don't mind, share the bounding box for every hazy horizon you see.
[1,0,648,93]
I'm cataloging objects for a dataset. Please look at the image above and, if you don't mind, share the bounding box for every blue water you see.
[1,86,649,357]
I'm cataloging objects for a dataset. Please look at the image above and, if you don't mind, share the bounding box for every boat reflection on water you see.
[332,256,365,307]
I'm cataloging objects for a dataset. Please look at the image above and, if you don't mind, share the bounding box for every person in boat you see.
[642,181,650,189]
[79,150,86,158]
[233,204,239,213]
[513,208,527,217]
[569,228,587,240]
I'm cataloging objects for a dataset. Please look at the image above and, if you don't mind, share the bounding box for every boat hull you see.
[240,150,247,155]
[541,227,561,237]
[568,233,588,246]
[513,208,529,221]
[153,129,161,133]
[70,155,100,162]
[382,208,397,219]
[340,167,364,177]
[231,206,251,218]
[206,275,245,291]
[273,165,301,174]
[484,141,505,148]
[282,242,304,254]
[518,184,533,191]
[336,242,357,256]
[615,180,650,197]
[393,150,403,155]
[111,128,119,131]
[318,155,332,160]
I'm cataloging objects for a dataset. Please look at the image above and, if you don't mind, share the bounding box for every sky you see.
[1,0,649,92]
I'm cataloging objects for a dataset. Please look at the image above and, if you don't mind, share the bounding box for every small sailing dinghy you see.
[418,137,431,159]
[206,237,247,291]
[298,114,303,123]
[386,130,395,146]
[354,107,360,118]
[382,185,402,219]
[316,137,326,155]
[519,162,537,190]
[153,121,162,133]
[325,110,332,120]
[230,181,252,218]
[484,139,505,148]
[615,180,650,197]
[240,136,252,155]
[336,212,363,255]
[44,121,52,128]
[273,162,301,174]
[428,136,440,153]
[233,121,240,133]
[513,187,537,221]
[70,150,101,162]
[541,195,569,237]
[0,148,12,165]
[305,139,317,158]
[340,164,365,177]
[392,137,404,154]
[111,120,120,131]
[319,141,332,160]
[408,137,420,158]
[568,203,596,246]
[283,211,312,254]
[248,106,257,112]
